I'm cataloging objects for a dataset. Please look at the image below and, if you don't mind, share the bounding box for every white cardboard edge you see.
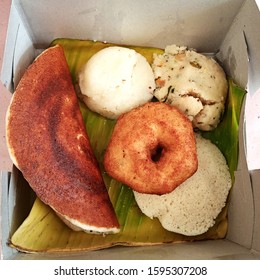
[0,1,21,91]
[245,89,260,171]
[0,1,36,92]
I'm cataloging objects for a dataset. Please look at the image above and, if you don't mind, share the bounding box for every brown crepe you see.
[6,45,120,234]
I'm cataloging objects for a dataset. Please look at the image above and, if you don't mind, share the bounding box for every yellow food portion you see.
[152,45,228,131]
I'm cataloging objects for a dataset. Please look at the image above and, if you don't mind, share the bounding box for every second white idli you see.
[134,134,232,236]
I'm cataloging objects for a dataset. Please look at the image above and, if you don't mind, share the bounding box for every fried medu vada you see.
[103,102,198,195]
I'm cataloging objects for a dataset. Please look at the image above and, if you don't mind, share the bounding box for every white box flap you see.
[14,0,244,50]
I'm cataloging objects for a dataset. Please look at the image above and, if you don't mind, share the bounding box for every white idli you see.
[134,134,232,236]
[79,46,155,119]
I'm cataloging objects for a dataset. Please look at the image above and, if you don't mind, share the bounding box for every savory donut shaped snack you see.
[103,102,198,195]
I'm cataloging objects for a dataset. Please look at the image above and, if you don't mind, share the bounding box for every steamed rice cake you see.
[134,134,232,236]
[79,46,155,119]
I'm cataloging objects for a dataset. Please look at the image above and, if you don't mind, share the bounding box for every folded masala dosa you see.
[6,45,120,234]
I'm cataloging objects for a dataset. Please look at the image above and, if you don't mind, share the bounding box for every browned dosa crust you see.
[6,45,120,234]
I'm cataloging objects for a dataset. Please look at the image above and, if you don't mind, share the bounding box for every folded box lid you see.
[13,0,245,49]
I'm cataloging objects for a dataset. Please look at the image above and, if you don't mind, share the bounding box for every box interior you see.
[1,0,260,259]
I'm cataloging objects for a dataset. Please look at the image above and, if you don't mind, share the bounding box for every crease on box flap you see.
[255,0,260,10]
[243,15,260,98]
[217,28,248,90]
[0,3,20,91]
[12,27,35,89]
[217,1,260,92]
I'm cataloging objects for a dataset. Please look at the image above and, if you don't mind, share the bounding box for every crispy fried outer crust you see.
[104,102,198,195]
[6,45,119,233]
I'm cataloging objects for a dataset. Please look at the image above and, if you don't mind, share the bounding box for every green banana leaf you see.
[10,39,246,253]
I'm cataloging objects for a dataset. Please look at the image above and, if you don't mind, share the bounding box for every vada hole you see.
[151,144,164,162]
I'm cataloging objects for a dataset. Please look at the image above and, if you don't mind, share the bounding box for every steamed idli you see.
[134,134,232,236]
[79,46,155,119]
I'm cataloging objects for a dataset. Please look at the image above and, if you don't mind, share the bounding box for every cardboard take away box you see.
[1,0,260,259]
